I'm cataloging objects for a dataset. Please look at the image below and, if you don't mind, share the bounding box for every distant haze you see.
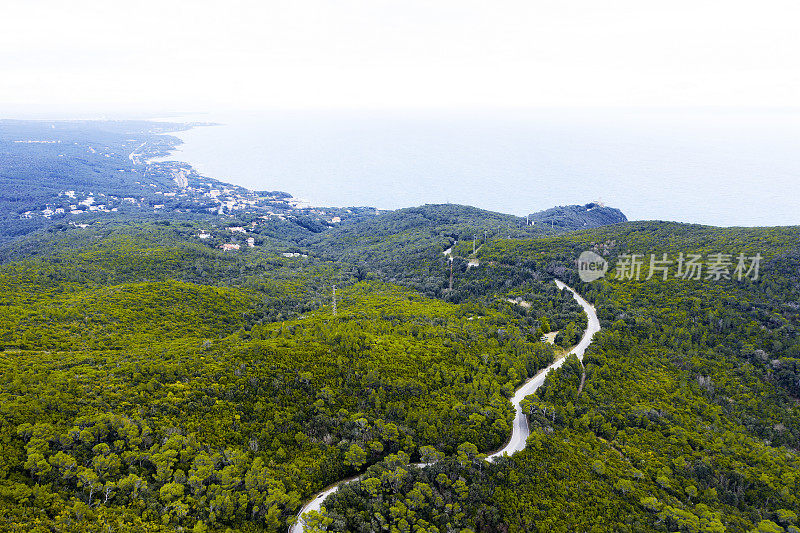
[2,1,800,110]
[156,107,800,227]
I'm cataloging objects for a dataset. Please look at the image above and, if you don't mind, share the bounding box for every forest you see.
[0,220,585,532]
[317,222,800,533]
[0,215,798,532]
[0,121,798,532]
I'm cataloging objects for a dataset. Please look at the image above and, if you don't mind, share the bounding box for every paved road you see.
[290,279,601,532]
[487,279,600,461]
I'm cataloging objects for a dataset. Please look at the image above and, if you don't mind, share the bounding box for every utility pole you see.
[332,285,337,316]
[473,237,476,254]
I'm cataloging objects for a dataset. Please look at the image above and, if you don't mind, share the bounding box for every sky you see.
[2,0,799,113]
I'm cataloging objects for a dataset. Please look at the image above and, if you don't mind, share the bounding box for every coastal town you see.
[6,128,370,251]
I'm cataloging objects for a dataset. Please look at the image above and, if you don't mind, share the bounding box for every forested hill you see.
[316,222,800,533]
[2,119,799,533]
[304,204,549,296]
[2,218,799,532]
[304,202,629,298]
[528,202,628,229]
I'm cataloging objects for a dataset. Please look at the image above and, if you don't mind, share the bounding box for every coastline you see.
[145,117,218,167]
[131,109,800,226]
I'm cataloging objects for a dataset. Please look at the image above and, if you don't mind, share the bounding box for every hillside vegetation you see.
[1,120,798,532]
[318,222,800,533]
[0,224,584,532]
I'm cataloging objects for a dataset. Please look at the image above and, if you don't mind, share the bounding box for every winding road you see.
[487,279,600,460]
[290,279,601,532]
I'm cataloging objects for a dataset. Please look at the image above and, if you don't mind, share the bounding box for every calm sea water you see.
[155,108,800,227]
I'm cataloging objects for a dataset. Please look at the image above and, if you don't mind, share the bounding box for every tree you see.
[344,444,367,470]
[419,445,443,464]
[751,521,785,533]
[540,317,551,334]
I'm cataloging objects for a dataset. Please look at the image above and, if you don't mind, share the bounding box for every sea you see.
[152,107,800,227]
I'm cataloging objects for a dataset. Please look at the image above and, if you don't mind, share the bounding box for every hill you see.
[2,119,798,533]
[528,202,628,230]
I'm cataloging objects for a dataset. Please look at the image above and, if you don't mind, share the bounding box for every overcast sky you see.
[2,0,799,113]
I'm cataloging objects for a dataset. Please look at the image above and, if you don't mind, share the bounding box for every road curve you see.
[289,483,343,533]
[487,279,600,460]
[290,279,601,532]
